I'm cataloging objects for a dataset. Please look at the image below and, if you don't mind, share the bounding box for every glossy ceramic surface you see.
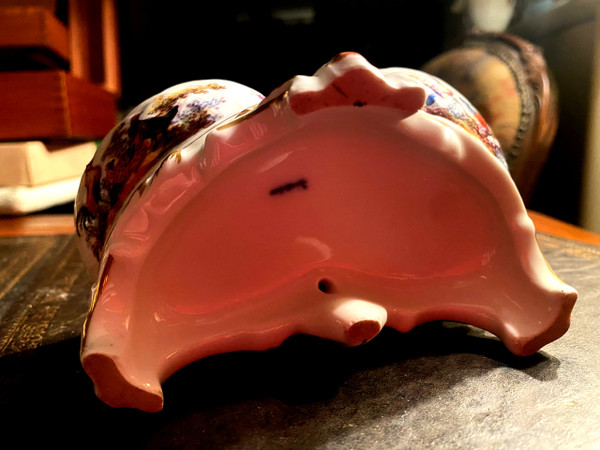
[76,52,577,412]
[75,80,264,274]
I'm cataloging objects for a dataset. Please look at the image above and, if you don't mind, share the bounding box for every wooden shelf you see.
[0,70,116,140]
[0,6,69,68]
[69,0,121,96]
[0,2,121,96]
[0,2,120,141]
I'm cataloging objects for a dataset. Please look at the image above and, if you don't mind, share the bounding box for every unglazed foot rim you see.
[347,320,384,345]
[82,353,163,413]
[506,288,577,357]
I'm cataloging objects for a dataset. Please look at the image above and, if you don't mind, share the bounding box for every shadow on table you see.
[0,322,559,448]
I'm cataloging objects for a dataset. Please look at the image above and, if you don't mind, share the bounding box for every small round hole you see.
[318,278,335,294]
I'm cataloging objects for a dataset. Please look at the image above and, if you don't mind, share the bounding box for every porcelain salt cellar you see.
[75,52,577,412]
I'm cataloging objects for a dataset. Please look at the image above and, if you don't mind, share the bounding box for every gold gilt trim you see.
[81,254,114,353]
[218,91,289,131]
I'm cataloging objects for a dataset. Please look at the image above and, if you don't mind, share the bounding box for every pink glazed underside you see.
[78,53,577,412]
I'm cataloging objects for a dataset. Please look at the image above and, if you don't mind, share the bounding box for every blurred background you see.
[1,0,599,233]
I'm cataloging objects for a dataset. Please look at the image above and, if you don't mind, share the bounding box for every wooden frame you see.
[68,0,121,96]
[0,0,121,96]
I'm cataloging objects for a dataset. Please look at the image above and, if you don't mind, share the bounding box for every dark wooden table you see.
[1,212,599,448]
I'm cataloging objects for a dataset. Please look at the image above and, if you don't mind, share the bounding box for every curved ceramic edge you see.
[74,80,264,276]
[79,53,577,412]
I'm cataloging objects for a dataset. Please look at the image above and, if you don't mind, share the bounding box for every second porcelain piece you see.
[75,52,577,412]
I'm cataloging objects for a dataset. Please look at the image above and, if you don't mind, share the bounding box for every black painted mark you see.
[353,101,366,107]
[332,82,349,98]
[270,178,308,196]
